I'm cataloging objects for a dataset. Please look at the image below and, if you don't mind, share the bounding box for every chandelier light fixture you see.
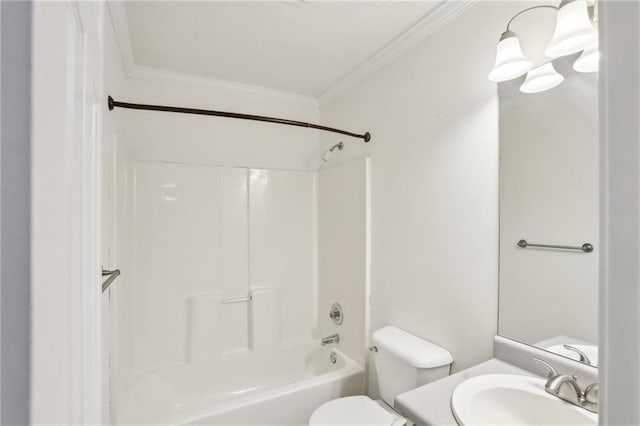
[488,0,598,93]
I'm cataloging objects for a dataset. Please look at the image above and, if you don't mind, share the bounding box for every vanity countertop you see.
[394,358,537,426]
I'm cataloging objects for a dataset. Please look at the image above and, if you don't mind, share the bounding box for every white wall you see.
[318,158,370,368]
[113,89,321,171]
[498,60,598,346]
[318,2,521,381]
[110,58,321,171]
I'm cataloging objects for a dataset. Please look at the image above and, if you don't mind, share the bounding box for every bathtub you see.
[118,342,364,425]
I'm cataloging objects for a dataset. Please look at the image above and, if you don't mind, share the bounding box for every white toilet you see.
[309,326,453,426]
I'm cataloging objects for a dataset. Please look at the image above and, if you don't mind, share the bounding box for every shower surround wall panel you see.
[131,162,249,369]
[112,161,318,422]
[249,169,318,344]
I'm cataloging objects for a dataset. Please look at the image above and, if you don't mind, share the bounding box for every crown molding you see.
[106,1,319,107]
[318,0,479,106]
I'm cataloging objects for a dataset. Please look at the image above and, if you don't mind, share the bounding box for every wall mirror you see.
[497,8,599,368]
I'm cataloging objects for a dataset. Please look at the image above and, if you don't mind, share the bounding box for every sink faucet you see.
[533,358,598,413]
[321,333,340,346]
[562,344,593,366]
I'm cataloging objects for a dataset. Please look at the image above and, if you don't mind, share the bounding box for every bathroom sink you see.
[451,374,597,426]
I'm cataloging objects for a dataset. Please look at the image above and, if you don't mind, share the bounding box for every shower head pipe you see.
[321,142,344,162]
[108,96,371,142]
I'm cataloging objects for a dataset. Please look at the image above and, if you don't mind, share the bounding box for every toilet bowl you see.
[309,326,453,425]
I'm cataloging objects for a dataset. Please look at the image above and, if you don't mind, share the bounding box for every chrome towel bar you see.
[221,296,252,304]
[517,239,594,253]
[102,268,121,293]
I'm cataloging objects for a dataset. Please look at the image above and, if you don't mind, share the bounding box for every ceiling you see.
[122,1,443,97]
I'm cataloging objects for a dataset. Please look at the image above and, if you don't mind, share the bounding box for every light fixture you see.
[545,0,597,58]
[573,41,599,73]
[489,2,598,89]
[520,62,565,94]
[488,31,533,82]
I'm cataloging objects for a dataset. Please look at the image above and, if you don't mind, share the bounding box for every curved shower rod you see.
[107,96,371,142]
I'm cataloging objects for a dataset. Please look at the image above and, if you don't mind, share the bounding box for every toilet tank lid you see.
[372,326,453,368]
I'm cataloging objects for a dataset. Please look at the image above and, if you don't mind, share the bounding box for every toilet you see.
[309,326,453,425]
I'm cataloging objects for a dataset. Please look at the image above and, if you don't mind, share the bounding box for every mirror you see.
[497,53,599,368]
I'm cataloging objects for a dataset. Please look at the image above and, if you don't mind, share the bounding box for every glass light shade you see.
[545,0,597,58]
[573,41,599,73]
[520,62,564,94]
[488,31,533,82]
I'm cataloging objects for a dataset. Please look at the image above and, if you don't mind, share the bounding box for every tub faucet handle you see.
[329,303,343,325]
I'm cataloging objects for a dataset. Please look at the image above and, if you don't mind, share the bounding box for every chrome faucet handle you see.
[545,374,583,406]
[562,344,592,366]
[533,358,558,378]
[584,383,598,404]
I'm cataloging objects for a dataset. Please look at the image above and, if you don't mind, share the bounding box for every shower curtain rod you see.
[107,96,371,142]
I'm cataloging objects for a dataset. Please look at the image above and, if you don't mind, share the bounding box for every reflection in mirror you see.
[496,5,599,368]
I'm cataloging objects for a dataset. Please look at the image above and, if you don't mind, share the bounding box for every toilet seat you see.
[309,396,406,426]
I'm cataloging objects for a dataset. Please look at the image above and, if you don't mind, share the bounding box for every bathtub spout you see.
[321,334,340,346]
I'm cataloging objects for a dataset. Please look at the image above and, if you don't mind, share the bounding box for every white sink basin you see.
[451,374,597,426]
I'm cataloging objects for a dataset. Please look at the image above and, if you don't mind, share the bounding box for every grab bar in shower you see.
[221,296,252,304]
[102,268,121,293]
[517,239,594,253]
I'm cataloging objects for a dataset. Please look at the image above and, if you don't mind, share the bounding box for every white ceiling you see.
[123,1,443,97]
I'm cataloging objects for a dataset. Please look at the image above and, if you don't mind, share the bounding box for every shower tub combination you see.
[118,343,364,425]
[112,161,369,425]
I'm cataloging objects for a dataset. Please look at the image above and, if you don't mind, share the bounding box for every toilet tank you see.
[372,326,453,407]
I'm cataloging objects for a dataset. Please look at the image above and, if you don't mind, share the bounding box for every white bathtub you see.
[118,342,364,425]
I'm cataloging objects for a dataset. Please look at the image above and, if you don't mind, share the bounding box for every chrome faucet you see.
[562,344,593,366]
[321,334,340,346]
[533,358,598,413]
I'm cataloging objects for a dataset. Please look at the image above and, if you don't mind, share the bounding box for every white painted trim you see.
[31,1,104,423]
[318,0,479,105]
[106,0,475,108]
[105,0,318,107]
[598,2,640,424]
